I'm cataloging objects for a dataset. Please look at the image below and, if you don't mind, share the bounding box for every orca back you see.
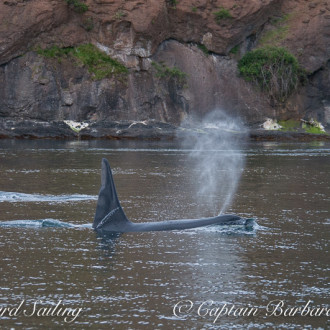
[93,159,131,231]
[93,158,246,233]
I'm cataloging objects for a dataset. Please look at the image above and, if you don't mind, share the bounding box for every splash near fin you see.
[93,159,130,231]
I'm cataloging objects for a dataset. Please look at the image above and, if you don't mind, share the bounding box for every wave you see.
[0,219,92,228]
[178,218,261,236]
[0,191,97,203]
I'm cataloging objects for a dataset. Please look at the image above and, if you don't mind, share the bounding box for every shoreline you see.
[0,119,329,142]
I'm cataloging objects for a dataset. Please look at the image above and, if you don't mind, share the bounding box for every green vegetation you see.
[230,44,239,55]
[168,0,178,8]
[82,17,94,31]
[152,61,187,87]
[192,6,197,13]
[37,44,128,80]
[260,26,289,46]
[65,0,88,13]
[303,126,326,134]
[74,44,128,79]
[114,10,125,20]
[36,46,73,61]
[259,13,291,46]
[214,7,232,24]
[278,119,301,132]
[302,121,327,135]
[238,46,306,104]
[277,119,327,134]
[270,13,290,25]
[197,44,210,55]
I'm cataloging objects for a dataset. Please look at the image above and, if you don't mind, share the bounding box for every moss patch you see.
[304,126,326,134]
[302,123,327,135]
[278,119,301,132]
[278,119,328,135]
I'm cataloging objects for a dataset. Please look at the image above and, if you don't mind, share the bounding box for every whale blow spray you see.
[180,110,247,216]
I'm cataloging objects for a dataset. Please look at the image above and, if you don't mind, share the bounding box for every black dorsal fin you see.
[93,159,130,231]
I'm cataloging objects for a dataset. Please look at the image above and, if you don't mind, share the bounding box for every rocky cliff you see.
[0,0,329,138]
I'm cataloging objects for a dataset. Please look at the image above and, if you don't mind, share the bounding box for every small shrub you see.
[238,47,306,104]
[152,61,187,86]
[214,7,232,24]
[66,0,88,13]
[192,6,197,13]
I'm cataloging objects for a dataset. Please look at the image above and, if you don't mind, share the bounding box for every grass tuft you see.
[214,7,232,24]
[197,44,210,55]
[65,0,88,13]
[152,61,187,87]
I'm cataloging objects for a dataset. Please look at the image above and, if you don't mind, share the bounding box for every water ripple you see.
[0,191,97,203]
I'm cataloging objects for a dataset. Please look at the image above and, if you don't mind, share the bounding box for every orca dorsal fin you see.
[93,159,131,231]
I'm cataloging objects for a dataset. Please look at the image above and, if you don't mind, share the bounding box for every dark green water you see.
[0,140,329,329]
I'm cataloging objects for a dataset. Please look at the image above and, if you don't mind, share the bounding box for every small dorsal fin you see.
[93,159,130,231]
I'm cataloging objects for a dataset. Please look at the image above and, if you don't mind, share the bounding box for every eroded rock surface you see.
[0,0,329,138]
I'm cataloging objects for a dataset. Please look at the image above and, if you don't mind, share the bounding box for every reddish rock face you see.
[0,0,329,128]
[0,0,283,65]
[279,0,330,73]
[1,0,328,69]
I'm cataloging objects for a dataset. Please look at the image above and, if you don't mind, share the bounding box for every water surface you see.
[0,140,329,328]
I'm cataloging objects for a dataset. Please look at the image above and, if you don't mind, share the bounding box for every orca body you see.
[93,159,249,233]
